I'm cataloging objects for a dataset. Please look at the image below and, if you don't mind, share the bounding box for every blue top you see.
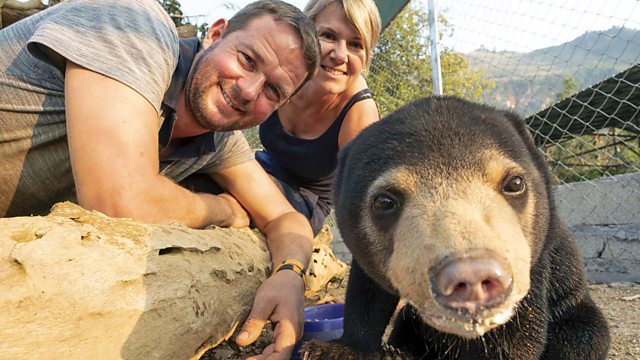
[256,89,372,214]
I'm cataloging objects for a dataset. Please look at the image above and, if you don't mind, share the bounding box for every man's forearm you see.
[262,211,314,268]
[78,173,235,228]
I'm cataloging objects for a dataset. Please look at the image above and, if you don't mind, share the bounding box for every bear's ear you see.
[501,110,539,152]
[334,142,353,206]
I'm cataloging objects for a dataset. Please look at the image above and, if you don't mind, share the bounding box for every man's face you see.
[185,15,306,132]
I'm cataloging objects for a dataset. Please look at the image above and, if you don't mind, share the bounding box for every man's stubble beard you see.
[184,44,241,133]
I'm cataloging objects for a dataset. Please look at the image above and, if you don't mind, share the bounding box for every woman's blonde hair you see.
[304,0,381,70]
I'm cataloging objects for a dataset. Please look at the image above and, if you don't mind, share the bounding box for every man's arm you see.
[211,159,314,359]
[212,159,313,265]
[64,61,246,228]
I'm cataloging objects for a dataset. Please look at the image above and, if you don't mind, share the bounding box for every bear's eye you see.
[503,175,526,194]
[372,193,398,213]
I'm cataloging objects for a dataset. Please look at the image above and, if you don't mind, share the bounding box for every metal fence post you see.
[428,0,443,95]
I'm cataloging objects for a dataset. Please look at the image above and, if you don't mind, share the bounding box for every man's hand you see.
[235,269,305,360]
[215,193,250,228]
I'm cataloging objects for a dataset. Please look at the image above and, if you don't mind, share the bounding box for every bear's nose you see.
[432,253,512,313]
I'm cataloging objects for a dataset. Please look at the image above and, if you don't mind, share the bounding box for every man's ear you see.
[203,18,229,49]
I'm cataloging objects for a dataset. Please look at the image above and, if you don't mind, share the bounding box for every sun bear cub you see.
[303,96,610,360]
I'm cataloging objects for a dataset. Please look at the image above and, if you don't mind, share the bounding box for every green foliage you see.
[546,129,640,183]
[367,4,494,117]
[198,23,210,41]
[158,0,185,27]
[555,75,578,101]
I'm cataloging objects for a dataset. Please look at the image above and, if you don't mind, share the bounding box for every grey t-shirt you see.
[0,0,179,216]
[159,130,255,183]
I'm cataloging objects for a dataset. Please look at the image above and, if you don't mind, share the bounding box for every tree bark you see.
[0,202,271,360]
[305,226,349,297]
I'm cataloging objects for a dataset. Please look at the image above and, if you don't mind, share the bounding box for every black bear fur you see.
[302,96,610,360]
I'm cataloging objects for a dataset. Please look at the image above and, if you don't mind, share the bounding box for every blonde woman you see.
[256,0,381,236]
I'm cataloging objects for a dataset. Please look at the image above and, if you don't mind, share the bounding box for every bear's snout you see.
[432,250,513,314]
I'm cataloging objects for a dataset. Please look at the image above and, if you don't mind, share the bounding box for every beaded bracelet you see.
[274,259,307,288]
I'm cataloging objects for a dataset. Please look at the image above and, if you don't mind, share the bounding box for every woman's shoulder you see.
[337,89,379,148]
[338,78,379,134]
[344,76,376,108]
[349,75,370,94]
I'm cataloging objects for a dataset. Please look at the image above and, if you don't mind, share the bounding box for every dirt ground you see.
[589,282,640,359]
[202,277,640,360]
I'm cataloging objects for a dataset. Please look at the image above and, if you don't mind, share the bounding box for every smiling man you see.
[0,0,320,359]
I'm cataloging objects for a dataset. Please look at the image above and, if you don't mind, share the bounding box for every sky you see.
[178,0,307,24]
[178,0,640,53]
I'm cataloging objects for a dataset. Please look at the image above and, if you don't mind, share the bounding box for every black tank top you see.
[256,89,372,194]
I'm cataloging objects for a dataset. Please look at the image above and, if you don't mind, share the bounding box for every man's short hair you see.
[224,0,321,96]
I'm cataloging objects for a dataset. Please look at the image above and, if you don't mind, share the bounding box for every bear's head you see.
[335,96,554,338]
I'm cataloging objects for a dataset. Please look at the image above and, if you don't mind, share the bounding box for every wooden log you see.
[2,0,44,11]
[1,0,45,28]
[0,202,271,360]
[305,226,348,297]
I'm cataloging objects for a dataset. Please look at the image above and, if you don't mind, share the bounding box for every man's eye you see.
[265,83,281,103]
[239,52,255,70]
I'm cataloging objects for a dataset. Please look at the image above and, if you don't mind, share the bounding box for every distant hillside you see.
[466,27,640,116]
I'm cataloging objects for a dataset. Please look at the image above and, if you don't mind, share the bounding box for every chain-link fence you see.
[244,0,640,229]
[433,0,640,228]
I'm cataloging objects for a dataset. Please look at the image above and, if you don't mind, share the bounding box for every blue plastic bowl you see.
[291,303,344,360]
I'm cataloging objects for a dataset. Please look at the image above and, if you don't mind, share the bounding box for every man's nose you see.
[237,74,264,101]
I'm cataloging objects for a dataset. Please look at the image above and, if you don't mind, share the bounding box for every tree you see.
[555,75,578,101]
[198,22,210,40]
[367,4,494,117]
[158,0,185,27]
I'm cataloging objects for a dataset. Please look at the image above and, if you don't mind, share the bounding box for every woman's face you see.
[313,3,367,94]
